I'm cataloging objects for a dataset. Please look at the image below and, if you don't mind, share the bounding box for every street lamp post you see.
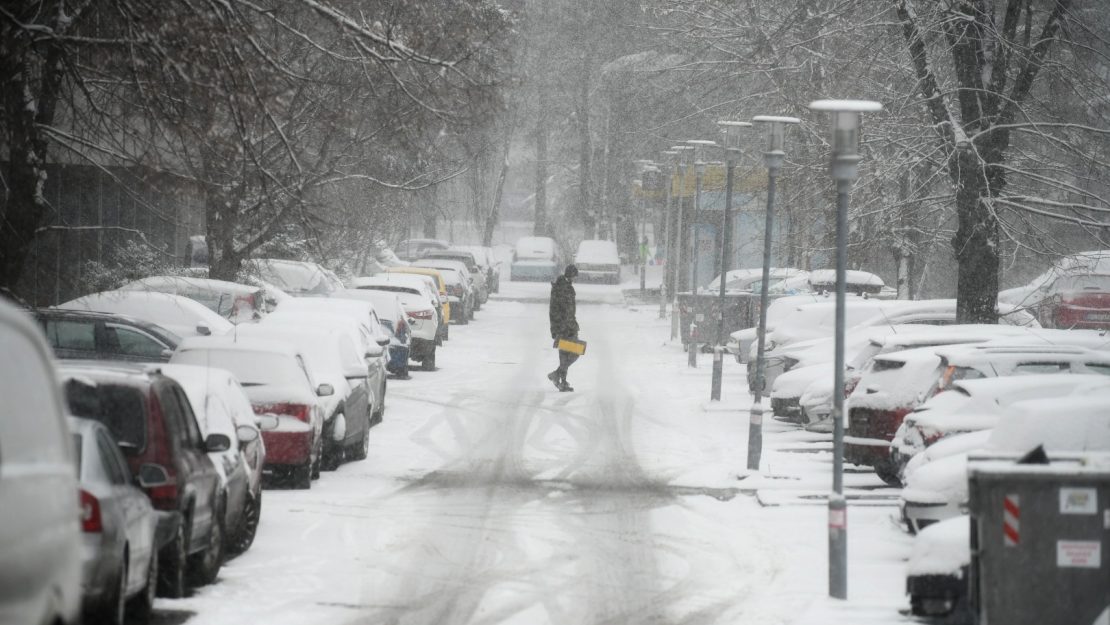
[685,139,716,368]
[747,114,800,470]
[633,159,654,295]
[710,121,751,401]
[669,146,692,340]
[659,151,679,320]
[808,98,882,601]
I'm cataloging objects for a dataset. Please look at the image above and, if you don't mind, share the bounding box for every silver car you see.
[69,415,160,624]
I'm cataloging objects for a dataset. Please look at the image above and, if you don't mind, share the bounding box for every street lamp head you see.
[752,115,800,154]
[807,100,881,158]
[716,121,752,152]
[685,139,716,175]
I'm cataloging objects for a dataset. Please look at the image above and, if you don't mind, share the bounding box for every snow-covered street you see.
[156,276,914,625]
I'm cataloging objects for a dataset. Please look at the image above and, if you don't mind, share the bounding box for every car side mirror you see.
[254,414,280,431]
[137,463,170,488]
[366,344,385,359]
[160,348,175,359]
[316,383,335,397]
[236,424,259,444]
[375,336,390,347]
[196,325,212,336]
[204,433,232,453]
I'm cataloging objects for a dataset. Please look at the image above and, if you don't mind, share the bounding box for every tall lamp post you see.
[710,121,751,401]
[747,115,800,470]
[633,159,655,295]
[659,150,679,320]
[808,99,882,601]
[685,139,716,368]
[669,146,692,340]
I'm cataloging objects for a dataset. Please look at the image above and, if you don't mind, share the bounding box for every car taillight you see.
[410,309,434,320]
[80,490,102,533]
[255,402,311,423]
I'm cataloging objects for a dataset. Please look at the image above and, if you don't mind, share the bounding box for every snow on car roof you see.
[334,290,404,320]
[120,276,260,296]
[354,275,429,292]
[514,236,556,259]
[575,240,618,262]
[804,269,884,287]
[277,296,377,318]
[56,290,233,337]
[907,515,969,576]
[176,335,302,358]
[989,389,1110,452]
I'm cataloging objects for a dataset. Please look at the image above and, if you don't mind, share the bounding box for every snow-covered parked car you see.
[998,249,1110,312]
[396,238,449,262]
[0,299,82,625]
[454,245,500,293]
[510,236,560,282]
[574,240,621,284]
[336,289,413,377]
[236,324,374,471]
[422,250,488,305]
[769,268,887,296]
[354,274,442,368]
[905,515,972,620]
[160,364,271,555]
[900,389,1110,533]
[56,290,232,338]
[171,337,330,489]
[68,416,160,625]
[118,276,270,323]
[847,343,1110,485]
[891,373,1110,480]
[794,325,1033,430]
[244,258,344,297]
[710,267,807,295]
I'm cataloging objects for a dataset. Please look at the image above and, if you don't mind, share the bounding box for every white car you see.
[573,240,621,284]
[171,337,331,489]
[708,267,806,295]
[891,373,1110,478]
[998,249,1110,307]
[900,390,1110,532]
[160,364,270,554]
[68,416,160,624]
[794,325,1032,429]
[0,299,83,625]
[56,290,232,338]
[118,276,270,323]
[355,275,442,370]
[510,236,560,282]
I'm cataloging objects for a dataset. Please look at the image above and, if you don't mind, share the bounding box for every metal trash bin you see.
[968,456,1110,625]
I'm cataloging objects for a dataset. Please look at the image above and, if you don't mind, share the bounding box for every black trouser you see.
[556,349,579,380]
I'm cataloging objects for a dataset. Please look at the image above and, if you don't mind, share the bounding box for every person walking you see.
[548,264,579,392]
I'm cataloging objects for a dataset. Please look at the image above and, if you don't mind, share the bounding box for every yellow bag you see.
[557,338,587,355]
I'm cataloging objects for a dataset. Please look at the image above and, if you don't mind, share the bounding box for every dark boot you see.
[547,370,562,390]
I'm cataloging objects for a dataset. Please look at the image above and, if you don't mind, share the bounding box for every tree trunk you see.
[534,122,549,237]
[951,150,1000,323]
[0,37,65,297]
[575,63,594,236]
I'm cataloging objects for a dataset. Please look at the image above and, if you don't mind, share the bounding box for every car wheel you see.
[322,432,343,472]
[157,522,188,598]
[311,436,322,479]
[348,418,371,460]
[187,502,224,587]
[875,458,903,487]
[444,324,450,340]
[422,346,436,371]
[458,309,469,325]
[91,555,127,625]
[229,492,260,556]
[127,547,157,622]
[292,461,312,489]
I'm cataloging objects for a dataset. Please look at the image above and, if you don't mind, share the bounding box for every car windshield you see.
[65,380,147,451]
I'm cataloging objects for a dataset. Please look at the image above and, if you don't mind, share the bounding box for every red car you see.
[171,337,330,489]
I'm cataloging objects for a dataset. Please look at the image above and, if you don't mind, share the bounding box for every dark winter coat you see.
[549,275,578,340]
